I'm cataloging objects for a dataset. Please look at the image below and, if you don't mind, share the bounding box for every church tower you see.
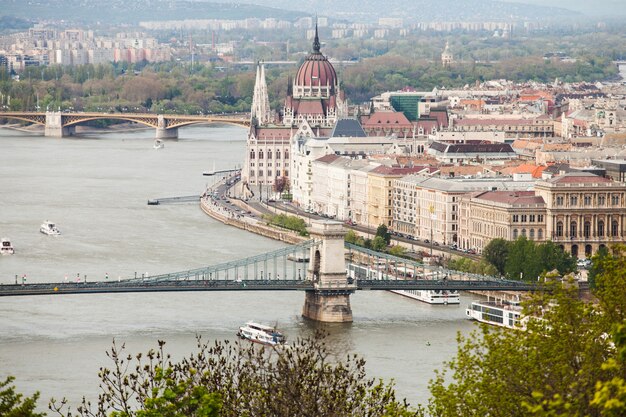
[441,41,453,68]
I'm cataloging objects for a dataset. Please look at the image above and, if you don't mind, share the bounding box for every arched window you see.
[513,229,518,239]
[612,221,619,237]
[259,150,264,159]
[538,229,543,240]
[570,221,577,238]
[529,229,535,240]
[556,222,563,237]
[250,150,255,159]
[584,221,591,238]
[267,150,272,159]
[284,151,289,160]
[598,220,605,237]
[276,150,281,159]
[521,229,527,238]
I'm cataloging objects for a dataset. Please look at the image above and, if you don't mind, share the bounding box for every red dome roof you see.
[294,27,337,88]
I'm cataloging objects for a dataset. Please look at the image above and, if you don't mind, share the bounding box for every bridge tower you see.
[45,111,75,137]
[302,220,354,322]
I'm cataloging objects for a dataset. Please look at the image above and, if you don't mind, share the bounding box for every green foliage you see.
[50,334,421,417]
[588,245,610,288]
[428,277,617,417]
[263,214,309,236]
[0,376,45,417]
[483,237,576,281]
[371,236,388,252]
[447,257,497,276]
[375,225,391,245]
[388,245,407,258]
[482,238,509,276]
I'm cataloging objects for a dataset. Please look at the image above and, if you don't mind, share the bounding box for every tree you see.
[0,376,46,417]
[504,236,540,280]
[482,238,510,276]
[428,276,616,417]
[50,335,421,417]
[371,236,388,252]
[376,224,391,245]
[388,245,407,257]
[345,230,359,245]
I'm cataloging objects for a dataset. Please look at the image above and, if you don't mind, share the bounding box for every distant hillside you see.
[216,0,581,22]
[0,0,305,25]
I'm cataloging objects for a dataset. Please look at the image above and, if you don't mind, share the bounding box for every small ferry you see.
[1,238,14,255]
[40,221,61,236]
[465,299,523,329]
[391,289,460,305]
[153,139,164,149]
[237,322,286,346]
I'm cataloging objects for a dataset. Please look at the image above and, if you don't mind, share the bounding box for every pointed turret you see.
[251,61,271,125]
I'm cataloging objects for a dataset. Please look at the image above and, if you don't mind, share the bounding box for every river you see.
[0,125,475,411]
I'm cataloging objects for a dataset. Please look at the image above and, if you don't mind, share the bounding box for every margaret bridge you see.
[0,110,250,138]
[0,221,537,322]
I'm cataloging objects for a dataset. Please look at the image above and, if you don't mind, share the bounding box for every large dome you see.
[295,28,337,88]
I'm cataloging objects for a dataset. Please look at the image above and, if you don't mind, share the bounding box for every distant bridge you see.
[0,111,250,138]
[0,222,538,321]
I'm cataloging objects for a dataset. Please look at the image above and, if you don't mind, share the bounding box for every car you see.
[433,242,440,246]
[424,239,430,244]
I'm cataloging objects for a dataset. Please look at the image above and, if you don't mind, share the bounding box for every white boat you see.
[1,238,14,255]
[391,289,460,305]
[237,322,286,346]
[465,299,523,329]
[40,221,61,236]
[153,139,164,149]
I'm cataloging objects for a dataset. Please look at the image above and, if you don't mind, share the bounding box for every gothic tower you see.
[250,61,271,126]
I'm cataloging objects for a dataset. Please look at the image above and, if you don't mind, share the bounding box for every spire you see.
[313,19,320,53]
[251,61,271,125]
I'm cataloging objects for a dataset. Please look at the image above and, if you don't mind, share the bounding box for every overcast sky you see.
[499,0,624,16]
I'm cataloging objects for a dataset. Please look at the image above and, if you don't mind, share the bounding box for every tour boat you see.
[391,289,460,305]
[237,322,286,346]
[465,299,523,329]
[40,221,61,236]
[153,139,164,149]
[1,238,14,255]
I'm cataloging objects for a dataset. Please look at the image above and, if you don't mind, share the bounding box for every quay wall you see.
[200,197,306,245]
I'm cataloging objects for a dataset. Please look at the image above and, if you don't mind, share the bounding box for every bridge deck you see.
[0,277,536,297]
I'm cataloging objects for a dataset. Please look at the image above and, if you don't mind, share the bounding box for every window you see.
[570,196,578,206]
[284,170,288,177]
[612,194,620,206]
[598,220,605,237]
[556,221,563,237]
[521,229,527,237]
[584,195,592,206]
[530,229,535,239]
[513,215,519,222]
[612,221,619,237]
[521,215,528,222]
[259,150,264,159]
[599,195,606,206]
[284,151,289,160]
[556,196,564,206]
[538,229,543,240]
[258,170,263,177]
[584,221,591,238]
[267,170,272,177]
[250,170,255,177]
[538,215,544,222]
[250,151,255,159]
[268,150,272,159]
[276,150,281,159]
[570,221,577,238]
[529,215,535,222]
[513,229,518,239]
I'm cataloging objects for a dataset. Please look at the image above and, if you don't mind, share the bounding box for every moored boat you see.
[237,322,286,346]
[40,221,61,236]
[465,299,523,329]
[391,289,460,305]
[153,139,164,149]
[1,238,14,255]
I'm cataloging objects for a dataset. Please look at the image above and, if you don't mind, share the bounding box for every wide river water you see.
[0,125,475,411]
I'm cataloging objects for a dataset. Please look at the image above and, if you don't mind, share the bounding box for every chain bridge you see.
[0,111,250,138]
[0,221,537,322]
